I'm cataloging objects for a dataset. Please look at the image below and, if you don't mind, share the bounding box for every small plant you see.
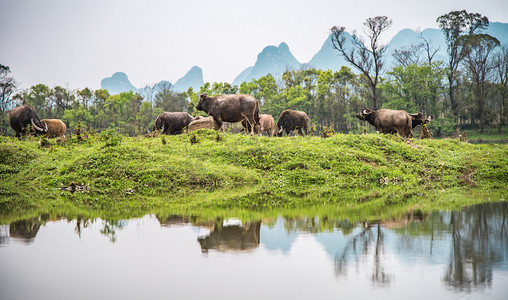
[161,135,167,145]
[189,133,199,144]
[309,124,317,136]
[320,124,335,138]
[99,128,123,147]
[38,137,52,149]
[215,132,223,142]
[75,121,83,142]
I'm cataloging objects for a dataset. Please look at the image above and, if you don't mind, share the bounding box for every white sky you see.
[1,0,507,90]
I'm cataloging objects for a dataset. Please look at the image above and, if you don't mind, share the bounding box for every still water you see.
[1,202,507,300]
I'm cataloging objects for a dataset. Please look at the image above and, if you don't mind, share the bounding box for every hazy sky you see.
[1,0,507,90]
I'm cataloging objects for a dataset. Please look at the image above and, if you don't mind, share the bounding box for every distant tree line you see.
[1,10,506,137]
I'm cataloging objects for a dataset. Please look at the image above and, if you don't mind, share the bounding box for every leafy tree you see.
[437,10,490,123]
[154,88,188,113]
[0,65,17,134]
[383,62,446,117]
[462,34,500,132]
[493,46,508,133]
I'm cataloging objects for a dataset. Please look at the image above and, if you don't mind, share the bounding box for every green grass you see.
[0,130,506,223]
[463,127,508,142]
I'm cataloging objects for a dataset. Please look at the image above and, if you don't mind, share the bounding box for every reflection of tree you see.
[100,220,127,243]
[282,216,355,235]
[334,223,392,286]
[443,203,508,291]
[74,216,91,238]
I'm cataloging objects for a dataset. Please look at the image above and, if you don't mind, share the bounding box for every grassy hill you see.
[0,130,506,222]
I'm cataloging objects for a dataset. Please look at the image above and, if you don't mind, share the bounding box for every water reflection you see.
[443,203,508,291]
[197,219,261,253]
[9,218,43,244]
[1,202,507,298]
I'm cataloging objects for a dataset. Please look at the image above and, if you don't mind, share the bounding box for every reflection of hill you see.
[260,217,298,254]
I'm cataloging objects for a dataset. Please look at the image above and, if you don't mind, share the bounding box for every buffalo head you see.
[196,94,209,112]
[409,113,431,129]
[31,118,48,133]
[356,108,375,121]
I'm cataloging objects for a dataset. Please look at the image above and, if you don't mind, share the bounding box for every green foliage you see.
[0,133,505,220]
[382,62,446,116]
[98,128,124,147]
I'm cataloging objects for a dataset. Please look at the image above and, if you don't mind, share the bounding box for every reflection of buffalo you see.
[277,109,309,136]
[153,112,195,135]
[9,104,48,138]
[196,94,260,135]
[198,220,261,253]
[41,119,67,138]
[356,108,430,138]
[9,219,43,244]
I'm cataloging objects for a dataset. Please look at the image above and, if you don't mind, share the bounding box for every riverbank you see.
[0,130,506,222]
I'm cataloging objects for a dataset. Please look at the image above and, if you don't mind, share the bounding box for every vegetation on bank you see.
[0,130,506,223]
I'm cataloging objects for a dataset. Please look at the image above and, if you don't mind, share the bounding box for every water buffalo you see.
[153,112,194,135]
[9,104,48,138]
[241,114,275,136]
[276,109,309,136]
[356,108,430,138]
[41,119,67,138]
[196,94,260,135]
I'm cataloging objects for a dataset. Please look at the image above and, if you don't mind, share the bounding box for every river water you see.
[1,202,507,300]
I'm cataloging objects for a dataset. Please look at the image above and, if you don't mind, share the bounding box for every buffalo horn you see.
[31,118,45,132]
[362,109,369,114]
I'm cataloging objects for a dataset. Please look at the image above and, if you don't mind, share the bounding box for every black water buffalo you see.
[196,94,260,135]
[356,108,430,138]
[241,114,275,136]
[41,119,67,138]
[9,104,48,138]
[276,109,309,136]
[153,112,195,135]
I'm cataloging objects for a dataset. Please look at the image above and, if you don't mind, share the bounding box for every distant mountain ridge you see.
[100,66,204,98]
[101,72,137,96]
[101,23,508,96]
[232,42,302,85]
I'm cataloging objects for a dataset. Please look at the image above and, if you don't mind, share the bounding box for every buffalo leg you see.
[245,116,256,135]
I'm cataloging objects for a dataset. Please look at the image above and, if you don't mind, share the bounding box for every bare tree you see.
[331,16,392,109]
[392,43,424,67]
[420,34,440,64]
[392,32,440,68]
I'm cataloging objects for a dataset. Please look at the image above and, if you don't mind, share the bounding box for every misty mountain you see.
[100,66,204,97]
[101,23,508,96]
[171,66,204,93]
[306,22,508,73]
[305,32,349,72]
[232,42,301,85]
[100,72,137,95]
